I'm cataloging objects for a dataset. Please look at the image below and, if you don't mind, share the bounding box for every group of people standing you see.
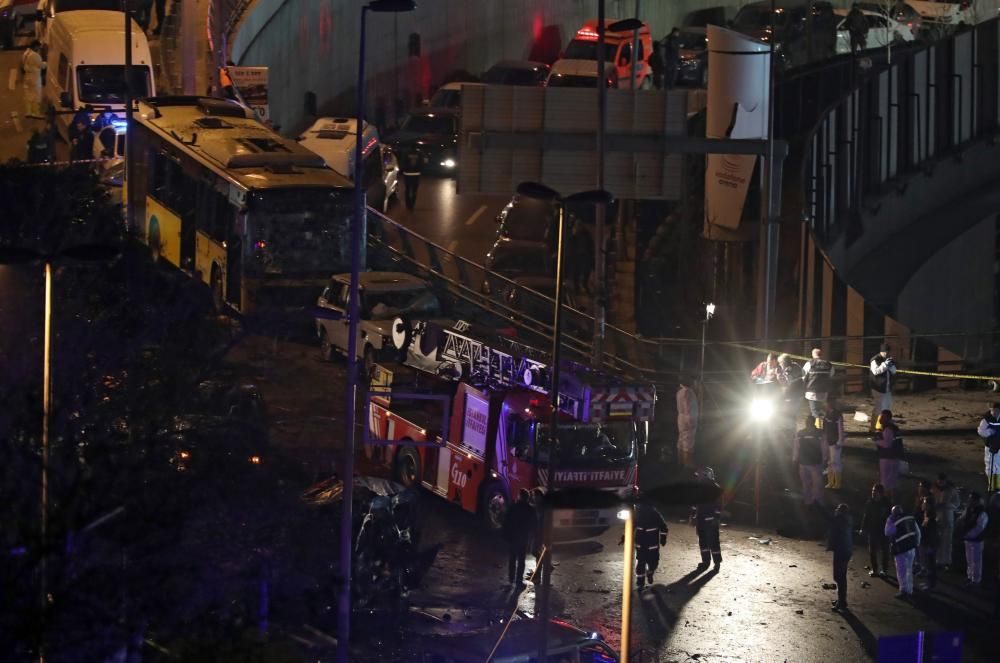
[501,477,724,593]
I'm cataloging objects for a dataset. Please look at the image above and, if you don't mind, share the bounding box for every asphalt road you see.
[391,175,510,265]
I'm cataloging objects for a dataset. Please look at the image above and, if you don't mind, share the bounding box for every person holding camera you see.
[870,343,897,432]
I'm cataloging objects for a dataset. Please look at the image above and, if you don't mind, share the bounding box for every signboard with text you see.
[228,66,269,123]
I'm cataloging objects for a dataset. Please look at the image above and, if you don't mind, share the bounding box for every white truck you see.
[908,0,999,38]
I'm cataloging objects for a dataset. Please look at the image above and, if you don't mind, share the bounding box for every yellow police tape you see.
[721,341,1000,383]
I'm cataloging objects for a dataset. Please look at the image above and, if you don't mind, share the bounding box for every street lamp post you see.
[516,183,612,661]
[0,243,120,662]
[341,3,415,662]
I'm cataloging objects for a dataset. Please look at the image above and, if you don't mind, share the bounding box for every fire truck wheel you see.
[395,446,421,489]
[481,481,509,530]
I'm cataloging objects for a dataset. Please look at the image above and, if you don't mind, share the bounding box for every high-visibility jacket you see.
[885,514,921,556]
[634,505,667,558]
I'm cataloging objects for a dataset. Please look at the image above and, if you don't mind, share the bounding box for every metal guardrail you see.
[364,207,701,387]
[798,19,1000,245]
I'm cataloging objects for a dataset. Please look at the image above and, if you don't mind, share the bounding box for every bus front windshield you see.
[77,66,152,105]
[538,420,636,466]
[248,188,353,276]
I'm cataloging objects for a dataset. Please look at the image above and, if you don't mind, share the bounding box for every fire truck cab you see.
[364,335,655,538]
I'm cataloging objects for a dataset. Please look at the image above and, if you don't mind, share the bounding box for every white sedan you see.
[315,272,443,368]
[835,8,915,54]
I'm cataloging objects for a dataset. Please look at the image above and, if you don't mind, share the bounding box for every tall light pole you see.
[0,243,120,662]
[341,3,415,662]
[123,0,135,233]
[516,183,612,661]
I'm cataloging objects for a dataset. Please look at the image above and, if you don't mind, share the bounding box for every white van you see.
[546,58,619,88]
[297,117,398,212]
[35,0,122,43]
[43,9,154,141]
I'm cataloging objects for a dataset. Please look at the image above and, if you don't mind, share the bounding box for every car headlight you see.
[440,158,456,169]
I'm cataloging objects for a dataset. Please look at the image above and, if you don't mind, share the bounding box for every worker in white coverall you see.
[977,402,1000,492]
[21,40,46,119]
[676,376,698,467]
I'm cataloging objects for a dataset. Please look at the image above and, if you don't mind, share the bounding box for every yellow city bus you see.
[128,96,357,313]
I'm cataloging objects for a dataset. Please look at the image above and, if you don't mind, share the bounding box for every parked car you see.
[562,18,655,89]
[315,272,443,367]
[834,7,915,53]
[298,117,398,212]
[857,1,923,38]
[481,59,550,85]
[675,27,709,87]
[495,194,557,243]
[389,107,460,175]
[731,0,838,68]
[427,80,484,111]
[482,236,554,298]
[546,58,619,88]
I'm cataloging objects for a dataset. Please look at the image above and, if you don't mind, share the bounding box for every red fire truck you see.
[362,318,656,537]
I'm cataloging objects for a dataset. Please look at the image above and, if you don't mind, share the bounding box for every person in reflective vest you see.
[692,467,722,571]
[794,414,825,508]
[802,347,834,425]
[961,492,989,586]
[977,402,1000,491]
[869,343,897,431]
[885,505,921,598]
[632,502,668,589]
[823,398,845,489]
[26,127,54,164]
[400,146,422,211]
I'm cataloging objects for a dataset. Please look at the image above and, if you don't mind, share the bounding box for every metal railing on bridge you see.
[797,19,1000,243]
[363,206,701,387]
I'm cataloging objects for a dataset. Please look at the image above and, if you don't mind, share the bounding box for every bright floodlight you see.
[705,302,716,318]
[617,509,631,521]
[750,397,774,422]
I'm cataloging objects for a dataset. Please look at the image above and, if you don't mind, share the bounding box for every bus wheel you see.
[319,329,335,362]
[481,481,509,530]
[395,446,421,489]
[210,266,224,313]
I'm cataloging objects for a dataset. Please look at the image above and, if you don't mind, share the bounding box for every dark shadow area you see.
[838,608,878,657]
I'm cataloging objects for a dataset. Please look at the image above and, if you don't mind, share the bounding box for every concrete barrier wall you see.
[229,0,725,134]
